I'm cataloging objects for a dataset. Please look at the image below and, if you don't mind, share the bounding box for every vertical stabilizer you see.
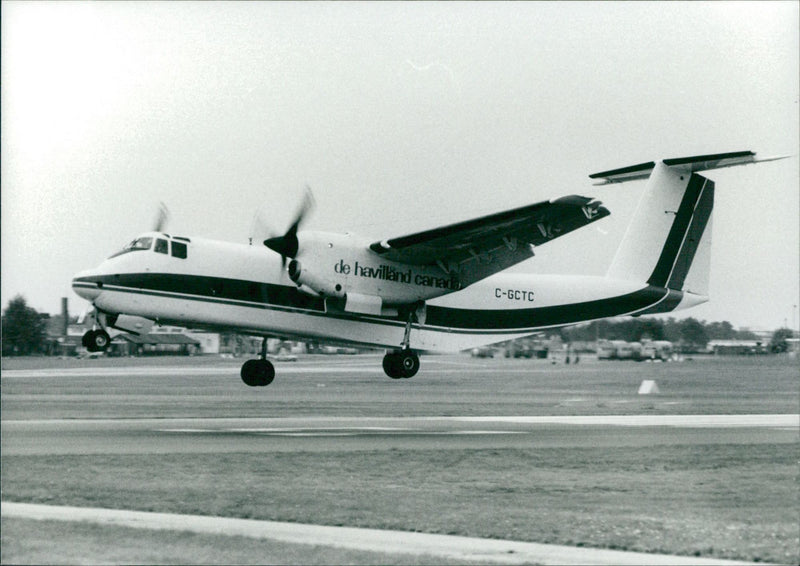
[605,163,714,294]
[590,151,787,295]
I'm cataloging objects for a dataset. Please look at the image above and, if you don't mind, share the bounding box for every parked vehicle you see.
[598,339,672,361]
[641,340,673,360]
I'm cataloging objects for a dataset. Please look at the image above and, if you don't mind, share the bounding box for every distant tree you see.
[769,328,795,353]
[563,321,596,342]
[554,327,570,343]
[735,328,759,340]
[2,295,47,356]
[662,318,682,344]
[678,318,709,352]
[706,320,736,340]
[615,320,640,342]
[635,319,665,341]
[595,319,610,340]
[563,316,759,350]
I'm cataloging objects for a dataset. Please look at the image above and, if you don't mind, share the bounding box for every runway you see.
[2,414,796,456]
[3,355,798,564]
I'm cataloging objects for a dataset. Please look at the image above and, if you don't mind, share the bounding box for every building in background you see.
[707,340,767,356]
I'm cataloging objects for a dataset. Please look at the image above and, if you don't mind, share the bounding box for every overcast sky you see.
[2,1,798,330]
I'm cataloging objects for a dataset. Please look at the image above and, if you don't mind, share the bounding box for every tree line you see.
[561,317,792,353]
[2,295,49,356]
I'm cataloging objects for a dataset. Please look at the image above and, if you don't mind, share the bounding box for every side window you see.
[171,241,188,259]
[154,238,169,254]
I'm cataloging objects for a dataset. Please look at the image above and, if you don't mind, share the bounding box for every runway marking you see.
[4,414,797,430]
[1,502,760,566]
[155,427,525,437]
[0,366,381,378]
[437,414,800,428]
[146,415,798,438]
[0,361,606,379]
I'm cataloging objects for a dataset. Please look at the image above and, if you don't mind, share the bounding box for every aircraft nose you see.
[72,270,103,301]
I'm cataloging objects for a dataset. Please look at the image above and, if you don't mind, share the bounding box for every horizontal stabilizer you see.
[590,151,789,185]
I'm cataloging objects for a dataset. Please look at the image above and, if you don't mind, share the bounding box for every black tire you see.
[92,329,111,351]
[398,350,420,378]
[82,330,95,349]
[382,352,403,379]
[241,359,259,386]
[241,359,275,387]
[84,329,110,352]
[257,359,275,386]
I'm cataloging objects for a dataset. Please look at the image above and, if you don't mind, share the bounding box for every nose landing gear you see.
[82,328,111,353]
[81,308,112,353]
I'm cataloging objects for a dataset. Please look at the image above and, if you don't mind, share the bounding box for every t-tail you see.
[590,151,788,313]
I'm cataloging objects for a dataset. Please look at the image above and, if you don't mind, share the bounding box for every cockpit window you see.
[154,238,169,254]
[109,237,153,258]
[127,237,153,251]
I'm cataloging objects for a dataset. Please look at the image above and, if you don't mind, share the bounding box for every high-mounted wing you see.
[369,195,609,286]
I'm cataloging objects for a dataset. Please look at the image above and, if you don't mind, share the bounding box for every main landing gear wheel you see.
[240,359,275,387]
[82,329,111,353]
[383,349,420,379]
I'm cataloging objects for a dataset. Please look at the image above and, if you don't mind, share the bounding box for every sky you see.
[2,1,798,331]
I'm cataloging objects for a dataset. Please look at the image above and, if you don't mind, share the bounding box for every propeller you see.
[249,205,272,246]
[153,202,170,232]
[263,187,315,266]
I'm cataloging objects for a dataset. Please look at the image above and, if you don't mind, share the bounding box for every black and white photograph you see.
[2,1,798,564]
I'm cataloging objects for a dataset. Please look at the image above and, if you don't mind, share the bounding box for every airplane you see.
[72,150,785,386]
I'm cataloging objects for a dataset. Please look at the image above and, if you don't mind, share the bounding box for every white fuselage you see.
[72,232,705,352]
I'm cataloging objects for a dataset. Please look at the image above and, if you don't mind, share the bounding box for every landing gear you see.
[383,349,420,379]
[240,358,275,387]
[241,337,275,387]
[81,307,112,353]
[82,329,111,353]
[383,304,422,379]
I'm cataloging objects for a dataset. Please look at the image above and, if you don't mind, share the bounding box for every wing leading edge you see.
[369,195,609,286]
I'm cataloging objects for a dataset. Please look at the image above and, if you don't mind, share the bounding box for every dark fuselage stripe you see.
[630,288,684,316]
[80,273,326,312]
[425,286,670,329]
[75,273,681,334]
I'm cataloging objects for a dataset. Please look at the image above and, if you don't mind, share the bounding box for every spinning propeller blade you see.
[153,202,170,232]
[263,187,315,266]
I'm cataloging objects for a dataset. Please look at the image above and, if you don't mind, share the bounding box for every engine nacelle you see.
[288,260,346,299]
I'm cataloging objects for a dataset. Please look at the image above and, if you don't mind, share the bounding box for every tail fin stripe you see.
[667,180,714,290]
[647,173,708,288]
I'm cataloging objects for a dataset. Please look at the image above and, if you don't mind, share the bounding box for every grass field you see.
[2,354,798,564]
[1,517,479,565]
[3,444,797,563]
